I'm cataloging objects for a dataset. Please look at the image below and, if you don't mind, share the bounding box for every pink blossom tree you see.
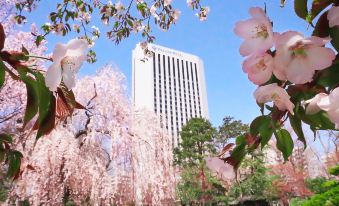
[8,65,175,205]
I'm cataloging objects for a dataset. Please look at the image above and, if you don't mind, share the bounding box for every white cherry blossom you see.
[45,39,89,91]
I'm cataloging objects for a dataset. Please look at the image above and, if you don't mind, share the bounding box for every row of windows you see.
[153,53,203,141]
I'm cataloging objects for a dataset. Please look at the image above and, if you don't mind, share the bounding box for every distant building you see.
[132,43,209,146]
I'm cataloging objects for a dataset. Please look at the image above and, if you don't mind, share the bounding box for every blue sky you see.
[24,0,313,127]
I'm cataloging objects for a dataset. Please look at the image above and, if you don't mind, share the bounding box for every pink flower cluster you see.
[9,65,176,205]
[235,7,336,116]
[0,16,48,132]
[305,87,339,129]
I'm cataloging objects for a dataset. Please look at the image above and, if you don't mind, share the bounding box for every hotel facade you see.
[132,43,209,147]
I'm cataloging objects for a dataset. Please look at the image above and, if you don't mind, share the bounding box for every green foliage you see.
[274,128,294,161]
[226,151,279,203]
[310,0,336,21]
[174,118,227,205]
[290,197,305,206]
[306,177,328,194]
[174,118,216,167]
[329,165,339,176]
[0,168,9,203]
[0,60,5,88]
[176,166,228,205]
[217,116,248,145]
[250,115,273,149]
[289,112,306,148]
[300,185,339,206]
[297,165,339,206]
[294,0,309,21]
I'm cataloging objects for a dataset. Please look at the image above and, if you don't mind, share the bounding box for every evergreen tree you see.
[215,116,249,150]
[174,118,217,167]
[227,151,279,204]
[174,118,227,205]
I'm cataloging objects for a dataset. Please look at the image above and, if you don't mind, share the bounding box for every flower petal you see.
[286,58,314,84]
[328,110,339,129]
[307,46,336,71]
[65,39,88,57]
[249,7,267,20]
[305,93,328,114]
[239,37,272,56]
[275,31,303,50]
[62,66,76,90]
[243,53,273,85]
[234,19,260,39]
[317,95,331,111]
[328,6,339,28]
[52,43,67,63]
[45,63,62,91]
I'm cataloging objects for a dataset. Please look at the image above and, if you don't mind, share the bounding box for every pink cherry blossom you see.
[45,39,88,91]
[304,93,329,115]
[274,31,336,84]
[196,7,210,21]
[254,83,295,114]
[242,52,274,85]
[164,0,173,7]
[234,7,274,56]
[10,65,176,205]
[114,1,124,11]
[306,88,339,129]
[328,6,339,28]
[187,0,194,8]
[205,157,235,182]
[0,19,47,133]
[172,9,181,23]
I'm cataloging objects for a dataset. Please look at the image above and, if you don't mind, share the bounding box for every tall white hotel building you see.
[132,43,209,147]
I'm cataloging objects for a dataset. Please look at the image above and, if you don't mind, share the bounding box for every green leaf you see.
[33,72,52,125]
[0,133,12,143]
[235,134,246,145]
[0,149,5,162]
[315,62,339,89]
[310,0,335,21]
[330,26,339,52]
[250,115,273,149]
[35,35,45,47]
[0,60,5,88]
[36,94,56,139]
[275,129,294,161]
[7,150,23,178]
[287,84,325,102]
[312,11,330,37]
[225,142,247,169]
[289,113,306,149]
[21,45,29,55]
[137,2,147,11]
[0,23,5,51]
[294,0,309,20]
[300,104,335,130]
[20,75,39,128]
